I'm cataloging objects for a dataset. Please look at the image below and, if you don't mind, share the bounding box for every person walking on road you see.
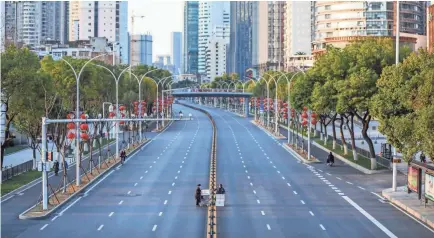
[195,184,202,206]
[53,160,59,176]
[216,184,225,194]
[327,152,335,166]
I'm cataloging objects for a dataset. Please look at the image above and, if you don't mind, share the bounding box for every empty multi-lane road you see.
[1,102,433,238]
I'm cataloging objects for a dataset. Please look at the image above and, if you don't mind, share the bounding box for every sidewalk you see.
[383,186,434,230]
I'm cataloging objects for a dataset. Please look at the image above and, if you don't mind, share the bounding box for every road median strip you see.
[18,139,151,220]
[178,102,217,238]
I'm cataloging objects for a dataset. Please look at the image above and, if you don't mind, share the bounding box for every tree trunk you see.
[323,122,328,146]
[360,113,377,169]
[346,113,358,160]
[32,147,37,170]
[320,123,323,140]
[331,114,337,150]
[340,114,348,155]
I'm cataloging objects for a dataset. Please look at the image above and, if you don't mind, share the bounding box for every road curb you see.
[382,187,434,230]
[313,141,388,175]
[1,140,118,202]
[18,139,151,220]
[281,143,321,164]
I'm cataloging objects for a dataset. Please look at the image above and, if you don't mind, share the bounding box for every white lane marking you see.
[247,176,250,179]
[245,170,248,173]
[127,191,131,195]
[40,224,48,230]
[282,177,285,180]
[267,224,271,230]
[145,170,148,173]
[300,200,305,204]
[157,157,160,159]
[358,186,366,190]
[293,191,298,195]
[329,184,334,187]
[119,200,123,205]
[175,176,178,179]
[342,196,397,238]
[250,183,253,186]
[273,166,276,168]
[326,173,331,176]
[97,225,104,231]
[346,181,353,185]
[134,183,138,187]
[159,212,163,216]
[261,211,265,215]
[336,177,342,180]
[241,161,244,163]
[257,200,261,204]
[109,212,114,217]
[319,224,326,230]
[371,192,385,200]
[58,197,82,215]
[339,193,345,196]
[318,169,323,172]
[168,191,172,195]
[336,190,342,193]
[140,176,143,180]
[180,165,183,168]
[150,166,152,168]
[277,171,280,174]
[178,170,180,173]
[243,165,246,168]
[287,183,291,187]
[164,200,168,205]
[51,216,58,221]
[331,187,338,190]
[309,211,314,216]
[152,225,158,231]
[172,183,175,186]
[253,190,256,194]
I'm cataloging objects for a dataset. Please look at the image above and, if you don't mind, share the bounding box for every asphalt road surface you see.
[2,106,211,238]
[188,101,434,238]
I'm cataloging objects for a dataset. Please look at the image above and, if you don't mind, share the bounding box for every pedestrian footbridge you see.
[171,88,253,98]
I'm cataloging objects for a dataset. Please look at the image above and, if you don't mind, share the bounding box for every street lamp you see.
[58,53,108,188]
[94,64,131,165]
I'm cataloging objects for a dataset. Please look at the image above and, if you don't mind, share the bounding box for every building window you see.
[326,23,331,28]
[88,10,91,12]
[325,5,331,10]
[325,14,331,19]
[326,32,333,37]
[88,23,91,26]
[88,29,91,32]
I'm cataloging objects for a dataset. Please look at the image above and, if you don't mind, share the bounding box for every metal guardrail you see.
[2,160,34,182]
[178,102,217,238]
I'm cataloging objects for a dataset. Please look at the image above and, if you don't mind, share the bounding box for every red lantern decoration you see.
[67,132,75,139]
[302,120,308,126]
[311,113,317,118]
[119,121,125,125]
[67,113,75,119]
[80,133,89,141]
[133,101,139,106]
[303,106,308,111]
[311,118,317,125]
[80,113,87,119]
[291,108,295,113]
[301,112,308,118]
[80,123,88,130]
[67,122,75,129]
[109,112,115,118]
[119,105,126,111]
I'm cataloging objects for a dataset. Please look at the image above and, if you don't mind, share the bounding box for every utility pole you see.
[392,0,400,192]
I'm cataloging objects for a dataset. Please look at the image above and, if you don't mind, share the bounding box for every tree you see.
[1,45,41,167]
[372,49,434,160]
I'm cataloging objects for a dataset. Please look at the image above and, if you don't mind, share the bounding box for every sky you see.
[128,0,184,61]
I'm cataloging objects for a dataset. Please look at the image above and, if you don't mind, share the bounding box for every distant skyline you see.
[128,0,183,61]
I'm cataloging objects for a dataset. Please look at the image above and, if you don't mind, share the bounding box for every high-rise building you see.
[1,1,68,48]
[171,32,182,75]
[198,1,230,77]
[312,1,427,54]
[205,37,228,82]
[183,1,199,75]
[252,1,285,75]
[284,1,312,71]
[129,34,152,66]
[428,4,434,52]
[228,1,255,81]
[69,1,128,64]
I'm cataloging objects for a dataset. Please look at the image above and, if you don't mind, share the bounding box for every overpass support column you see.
[244,97,249,118]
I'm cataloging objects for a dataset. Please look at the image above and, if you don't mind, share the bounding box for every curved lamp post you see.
[95,64,132,168]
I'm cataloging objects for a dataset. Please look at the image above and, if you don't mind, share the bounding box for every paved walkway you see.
[383,186,434,230]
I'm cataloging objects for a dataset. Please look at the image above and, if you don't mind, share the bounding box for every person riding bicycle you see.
[327,152,335,166]
[179,110,183,119]
[189,113,192,120]
[120,150,127,164]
